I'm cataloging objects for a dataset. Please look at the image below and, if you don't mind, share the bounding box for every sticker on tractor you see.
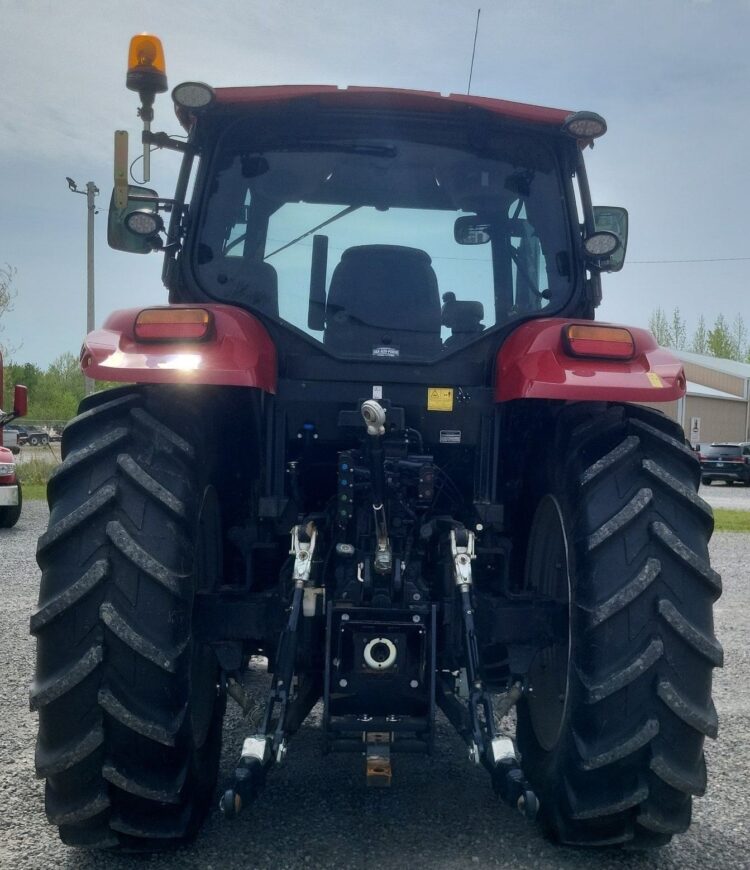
[427,388,454,412]
[372,385,383,399]
[440,430,461,444]
[647,372,664,388]
[372,346,399,359]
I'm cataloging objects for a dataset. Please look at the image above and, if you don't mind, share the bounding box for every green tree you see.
[731,314,747,361]
[648,307,672,347]
[31,353,86,421]
[691,315,709,355]
[670,308,687,350]
[707,314,737,360]
[0,264,18,356]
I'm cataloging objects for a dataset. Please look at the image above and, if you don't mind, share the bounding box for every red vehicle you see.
[0,353,28,527]
[31,35,722,853]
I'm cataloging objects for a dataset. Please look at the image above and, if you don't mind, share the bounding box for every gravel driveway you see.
[700,483,750,512]
[2,502,748,869]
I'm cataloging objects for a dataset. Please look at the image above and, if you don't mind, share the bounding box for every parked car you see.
[699,442,750,485]
[0,362,27,527]
[0,445,22,527]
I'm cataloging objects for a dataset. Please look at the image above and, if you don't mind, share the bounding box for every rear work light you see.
[562,324,635,360]
[134,308,212,342]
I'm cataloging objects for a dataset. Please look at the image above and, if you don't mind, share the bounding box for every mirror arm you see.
[127,194,177,212]
[142,130,190,154]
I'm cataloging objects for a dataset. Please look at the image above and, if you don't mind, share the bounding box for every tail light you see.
[134,308,212,342]
[562,324,635,360]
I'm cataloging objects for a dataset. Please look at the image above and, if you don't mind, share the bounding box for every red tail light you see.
[134,308,212,342]
[562,324,635,360]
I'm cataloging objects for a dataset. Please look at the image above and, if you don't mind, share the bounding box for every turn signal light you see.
[134,308,212,342]
[127,34,168,94]
[563,324,635,360]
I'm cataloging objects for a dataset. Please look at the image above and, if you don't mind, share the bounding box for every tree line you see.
[1,267,116,424]
[648,308,750,362]
[2,354,89,423]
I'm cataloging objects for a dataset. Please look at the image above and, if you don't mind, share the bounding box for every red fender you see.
[495,319,686,403]
[81,304,277,393]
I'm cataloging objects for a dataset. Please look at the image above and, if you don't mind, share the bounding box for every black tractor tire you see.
[516,403,722,849]
[0,481,22,528]
[30,387,225,851]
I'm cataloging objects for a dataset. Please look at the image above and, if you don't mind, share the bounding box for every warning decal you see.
[427,387,454,412]
[647,372,664,388]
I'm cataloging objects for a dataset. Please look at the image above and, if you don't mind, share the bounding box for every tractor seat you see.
[324,245,442,357]
[441,292,485,349]
[203,258,280,318]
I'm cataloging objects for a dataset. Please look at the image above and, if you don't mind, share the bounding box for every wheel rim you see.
[190,486,222,748]
[524,495,572,752]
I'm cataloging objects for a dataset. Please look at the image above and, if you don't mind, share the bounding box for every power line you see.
[629,256,750,264]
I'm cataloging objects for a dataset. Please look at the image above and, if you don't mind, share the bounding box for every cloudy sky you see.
[1,0,748,366]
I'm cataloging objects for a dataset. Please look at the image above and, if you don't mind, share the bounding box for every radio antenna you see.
[467,8,481,94]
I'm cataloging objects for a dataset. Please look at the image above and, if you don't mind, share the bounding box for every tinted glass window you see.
[702,445,741,457]
[194,127,573,361]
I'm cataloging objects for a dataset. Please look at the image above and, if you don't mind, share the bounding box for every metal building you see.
[643,351,750,446]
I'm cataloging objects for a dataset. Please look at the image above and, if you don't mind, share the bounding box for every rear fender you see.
[80,304,277,393]
[495,318,685,403]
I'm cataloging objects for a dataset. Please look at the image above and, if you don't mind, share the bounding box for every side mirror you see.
[454,216,492,245]
[592,206,628,272]
[13,385,28,418]
[108,185,161,253]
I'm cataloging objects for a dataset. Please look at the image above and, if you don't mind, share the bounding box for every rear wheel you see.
[517,404,722,848]
[0,481,22,528]
[31,388,225,850]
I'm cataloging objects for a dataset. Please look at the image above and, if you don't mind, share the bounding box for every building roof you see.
[674,349,750,380]
[686,380,746,402]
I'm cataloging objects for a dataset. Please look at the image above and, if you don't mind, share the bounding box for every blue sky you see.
[2,0,749,365]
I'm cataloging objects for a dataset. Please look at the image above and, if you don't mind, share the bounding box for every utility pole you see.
[66,178,99,395]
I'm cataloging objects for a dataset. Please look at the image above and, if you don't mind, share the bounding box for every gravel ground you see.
[699,483,750,512]
[1,502,748,869]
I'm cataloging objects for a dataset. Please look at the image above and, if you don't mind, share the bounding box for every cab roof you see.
[213,85,572,128]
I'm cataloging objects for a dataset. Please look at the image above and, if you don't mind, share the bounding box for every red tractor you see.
[0,353,27,527]
[31,34,722,852]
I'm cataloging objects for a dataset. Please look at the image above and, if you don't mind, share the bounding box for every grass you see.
[16,457,57,487]
[712,509,750,533]
[23,484,47,502]
[16,456,55,502]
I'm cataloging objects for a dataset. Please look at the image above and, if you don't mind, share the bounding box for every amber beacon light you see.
[126,34,168,95]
